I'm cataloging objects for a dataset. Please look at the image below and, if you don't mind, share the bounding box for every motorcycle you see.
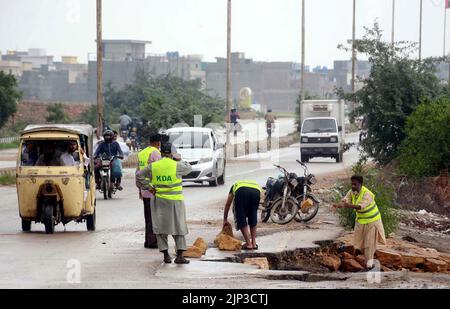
[129,131,139,152]
[261,164,299,225]
[98,154,122,200]
[293,160,320,222]
[266,122,275,138]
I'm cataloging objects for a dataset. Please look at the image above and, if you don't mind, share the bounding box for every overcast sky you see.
[0,0,446,67]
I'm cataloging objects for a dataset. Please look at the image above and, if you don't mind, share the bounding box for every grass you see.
[0,174,15,186]
[0,140,20,150]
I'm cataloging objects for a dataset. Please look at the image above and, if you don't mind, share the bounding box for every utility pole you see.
[391,0,396,45]
[419,0,423,61]
[444,2,447,58]
[226,0,231,146]
[96,0,104,137]
[351,0,356,110]
[300,0,305,103]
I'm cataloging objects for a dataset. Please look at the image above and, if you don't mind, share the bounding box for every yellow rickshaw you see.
[16,124,96,234]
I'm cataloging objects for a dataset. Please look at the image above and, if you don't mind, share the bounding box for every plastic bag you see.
[111,158,123,179]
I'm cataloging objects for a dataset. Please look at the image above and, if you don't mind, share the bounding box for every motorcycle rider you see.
[94,130,124,190]
[264,109,276,137]
[119,110,133,141]
[230,108,240,136]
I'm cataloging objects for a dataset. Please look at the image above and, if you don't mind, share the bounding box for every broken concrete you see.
[243,257,270,270]
[322,254,341,272]
[215,234,242,251]
[341,259,364,272]
[424,258,448,273]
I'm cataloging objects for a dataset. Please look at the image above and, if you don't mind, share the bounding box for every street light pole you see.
[351,0,356,110]
[96,0,104,137]
[391,0,396,45]
[226,0,231,146]
[301,0,305,102]
[419,0,423,61]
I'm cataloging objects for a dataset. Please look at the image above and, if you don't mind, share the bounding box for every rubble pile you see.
[401,210,450,235]
[183,237,208,258]
[214,222,242,251]
[323,233,450,273]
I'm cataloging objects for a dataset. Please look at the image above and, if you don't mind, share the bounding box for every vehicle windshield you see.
[19,139,84,167]
[169,132,211,149]
[302,119,337,133]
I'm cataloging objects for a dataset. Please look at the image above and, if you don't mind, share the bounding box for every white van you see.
[167,127,226,186]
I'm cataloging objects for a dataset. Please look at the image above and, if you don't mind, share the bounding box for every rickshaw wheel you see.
[86,208,96,231]
[44,205,55,234]
[21,219,31,232]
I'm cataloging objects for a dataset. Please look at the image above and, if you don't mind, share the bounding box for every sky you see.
[0,0,447,68]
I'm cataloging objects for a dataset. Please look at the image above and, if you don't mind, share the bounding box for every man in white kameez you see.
[136,142,192,264]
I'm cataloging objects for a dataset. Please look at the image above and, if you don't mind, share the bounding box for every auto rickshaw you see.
[16,124,96,234]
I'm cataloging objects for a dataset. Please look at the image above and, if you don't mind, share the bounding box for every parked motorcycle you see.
[293,160,320,222]
[261,165,299,225]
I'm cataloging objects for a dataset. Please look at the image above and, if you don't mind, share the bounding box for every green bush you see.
[0,174,15,185]
[398,97,450,179]
[333,160,401,235]
[0,139,19,150]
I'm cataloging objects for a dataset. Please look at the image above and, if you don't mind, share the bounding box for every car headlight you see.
[301,137,308,143]
[198,157,213,164]
[330,136,338,143]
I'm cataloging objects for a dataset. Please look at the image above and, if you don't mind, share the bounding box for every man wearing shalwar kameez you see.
[136,142,192,264]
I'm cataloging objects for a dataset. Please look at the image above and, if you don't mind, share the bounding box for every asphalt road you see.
[0,133,361,288]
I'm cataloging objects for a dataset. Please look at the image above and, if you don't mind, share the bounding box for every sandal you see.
[241,243,253,250]
[253,244,259,250]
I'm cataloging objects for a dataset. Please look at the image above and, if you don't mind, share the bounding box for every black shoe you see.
[175,250,190,264]
[162,250,172,264]
[116,185,123,191]
[174,256,190,264]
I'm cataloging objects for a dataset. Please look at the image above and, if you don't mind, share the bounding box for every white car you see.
[167,127,226,186]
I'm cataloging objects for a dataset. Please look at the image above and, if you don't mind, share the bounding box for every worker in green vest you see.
[223,180,263,250]
[136,142,192,264]
[332,175,386,270]
[136,133,162,249]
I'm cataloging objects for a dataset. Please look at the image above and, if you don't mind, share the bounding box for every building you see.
[204,52,335,112]
[333,59,371,92]
[87,40,206,93]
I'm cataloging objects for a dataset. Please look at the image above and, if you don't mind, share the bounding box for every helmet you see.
[103,130,114,137]
[268,109,272,113]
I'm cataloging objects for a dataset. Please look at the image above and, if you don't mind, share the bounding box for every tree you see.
[337,22,446,164]
[0,72,21,129]
[104,71,225,129]
[398,97,450,179]
[46,103,71,124]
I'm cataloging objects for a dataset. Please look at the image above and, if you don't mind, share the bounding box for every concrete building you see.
[204,53,335,112]
[333,59,371,92]
[88,40,205,93]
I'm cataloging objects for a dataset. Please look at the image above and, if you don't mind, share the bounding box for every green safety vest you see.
[151,157,184,201]
[351,186,382,225]
[232,180,262,195]
[138,146,160,170]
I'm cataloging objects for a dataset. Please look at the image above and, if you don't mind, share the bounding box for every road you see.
[0,133,361,288]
